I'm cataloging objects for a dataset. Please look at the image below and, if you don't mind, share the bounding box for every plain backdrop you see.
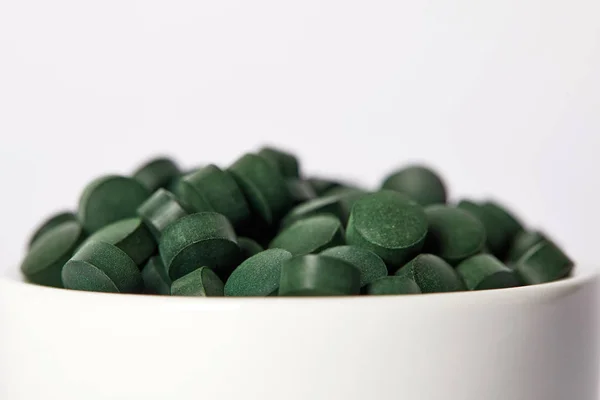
[1,0,600,268]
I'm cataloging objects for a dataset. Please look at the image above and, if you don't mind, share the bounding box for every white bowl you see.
[0,265,597,400]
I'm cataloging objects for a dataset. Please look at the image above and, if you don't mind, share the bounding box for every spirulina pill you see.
[159,212,240,281]
[78,175,150,233]
[137,189,188,240]
[364,276,422,295]
[229,154,292,225]
[321,184,363,197]
[345,190,428,269]
[269,214,345,256]
[166,167,198,198]
[181,165,251,228]
[79,218,156,266]
[278,254,361,296]
[133,157,180,193]
[166,165,205,195]
[458,200,524,259]
[481,201,524,238]
[320,245,387,287]
[28,211,77,248]
[171,267,224,297]
[305,177,342,196]
[395,254,466,293]
[238,237,264,259]
[287,179,317,205]
[506,230,546,263]
[173,178,214,214]
[322,186,368,220]
[225,249,293,296]
[515,240,574,284]
[141,256,171,295]
[280,195,347,228]
[423,205,486,265]
[62,240,143,293]
[456,199,481,219]
[258,146,301,178]
[21,220,85,288]
[457,200,503,258]
[456,254,521,290]
[381,165,447,206]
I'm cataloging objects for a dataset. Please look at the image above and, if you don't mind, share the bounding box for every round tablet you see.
[21,220,85,288]
[228,153,292,225]
[322,186,368,221]
[458,200,524,259]
[238,237,264,260]
[286,179,317,205]
[28,211,77,248]
[278,255,361,296]
[182,165,251,228]
[78,217,156,266]
[364,276,422,295]
[171,267,224,297]
[137,188,188,240]
[321,184,363,197]
[424,205,486,265]
[183,165,204,175]
[225,249,293,296]
[345,190,428,268]
[457,200,502,258]
[456,199,481,219]
[456,254,521,290]
[269,214,345,256]
[506,230,546,263]
[159,212,240,281]
[166,167,201,198]
[62,240,143,293]
[320,245,387,287]
[305,177,342,196]
[173,177,214,214]
[482,201,523,238]
[78,175,150,233]
[141,256,171,295]
[258,146,300,178]
[169,165,204,195]
[280,195,347,228]
[167,174,182,195]
[395,254,466,293]
[515,240,574,284]
[381,165,447,206]
[133,156,180,193]
[216,236,265,282]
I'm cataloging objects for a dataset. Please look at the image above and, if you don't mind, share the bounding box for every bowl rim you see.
[1,264,596,307]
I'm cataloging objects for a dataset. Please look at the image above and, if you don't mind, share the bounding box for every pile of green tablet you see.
[20,147,573,296]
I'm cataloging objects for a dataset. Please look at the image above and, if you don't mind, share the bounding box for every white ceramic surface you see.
[0,265,597,400]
